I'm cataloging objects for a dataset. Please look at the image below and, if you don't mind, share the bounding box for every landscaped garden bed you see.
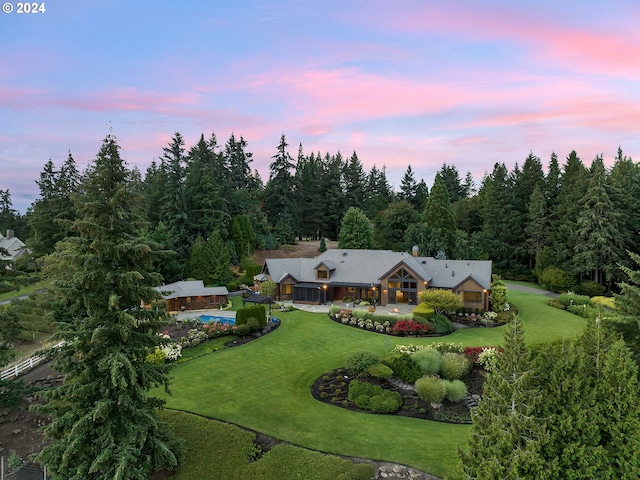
[311,366,485,424]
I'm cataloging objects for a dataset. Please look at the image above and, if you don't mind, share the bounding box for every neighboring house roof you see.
[263,249,492,290]
[0,232,28,262]
[154,280,229,300]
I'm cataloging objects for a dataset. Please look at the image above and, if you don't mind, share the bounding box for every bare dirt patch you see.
[253,239,338,265]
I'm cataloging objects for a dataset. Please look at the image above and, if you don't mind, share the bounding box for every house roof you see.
[0,232,28,262]
[154,280,229,300]
[263,249,492,290]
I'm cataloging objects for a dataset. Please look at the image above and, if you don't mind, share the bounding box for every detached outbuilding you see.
[154,280,229,311]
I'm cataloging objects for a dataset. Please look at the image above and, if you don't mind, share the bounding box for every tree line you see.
[2,132,639,292]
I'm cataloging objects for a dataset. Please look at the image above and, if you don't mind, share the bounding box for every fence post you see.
[14,365,18,377]
[1,455,4,480]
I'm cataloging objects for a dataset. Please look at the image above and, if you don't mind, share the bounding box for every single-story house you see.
[261,249,492,311]
[0,230,29,264]
[154,280,229,311]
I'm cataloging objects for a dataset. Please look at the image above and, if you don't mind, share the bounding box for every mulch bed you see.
[311,367,486,424]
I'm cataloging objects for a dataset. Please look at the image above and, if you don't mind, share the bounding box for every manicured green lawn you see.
[158,289,587,479]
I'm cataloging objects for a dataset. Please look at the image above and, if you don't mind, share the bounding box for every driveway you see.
[506,282,558,298]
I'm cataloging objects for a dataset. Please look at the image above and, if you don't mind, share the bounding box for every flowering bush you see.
[394,344,425,355]
[202,321,237,338]
[179,328,208,348]
[483,311,497,321]
[161,342,182,361]
[391,320,434,336]
[478,347,501,372]
[430,342,464,354]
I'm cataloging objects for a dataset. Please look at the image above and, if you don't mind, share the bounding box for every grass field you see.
[157,289,588,479]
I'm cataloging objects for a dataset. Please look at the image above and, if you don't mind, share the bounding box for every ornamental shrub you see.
[345,351,380,378]
[235,324,251,337]
[348,380,401,413]
[411,347,442,375]
[444,379,468,402]
[366,362,394,379]
[440,352,471,380]
[415,375,446,403]
[431,342,464,354]
[391,320,434,336]
[382,352,425,384]
[592,296,616,310]
[430,314,455,334]
[539,266,574,293]
[246,317,260,332]
[477,347,501,372]
[557,293,592,309]
[575,280,606,297]
[412,302,435,319]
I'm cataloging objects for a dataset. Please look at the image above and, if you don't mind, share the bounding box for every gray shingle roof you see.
[0,233,28,261]
[264,249,492,289]
[154,280,228,300]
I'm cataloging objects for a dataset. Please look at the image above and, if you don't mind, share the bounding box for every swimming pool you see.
[198,315,236,325]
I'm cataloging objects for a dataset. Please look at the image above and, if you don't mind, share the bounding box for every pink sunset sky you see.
[2,0,640,213]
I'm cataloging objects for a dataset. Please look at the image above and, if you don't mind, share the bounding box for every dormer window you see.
[317,270,328,280]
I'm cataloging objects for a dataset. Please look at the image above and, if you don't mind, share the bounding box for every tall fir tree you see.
[574,156,625,287]
[262,134,299,243]
[459,317,547,479]
[35,134,182,479]
[422,173,456,257]
[399,165,418,204]
[343,151,366,210]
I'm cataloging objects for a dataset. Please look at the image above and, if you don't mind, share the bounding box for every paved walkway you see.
[505,282,559,298]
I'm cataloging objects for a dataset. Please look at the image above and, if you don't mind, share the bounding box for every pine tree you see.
[343,151,366,210]
[437,163,466,203]
[295,150,325,239]
[574,156,625,287]
[423,174,456,257]
[338,207,373,249]
[525,185,549,271]
[28,153,80,257]
[459,317,546,479]
[35,134,182,479]
[263,134,298,243]
[399,165,417,204]
[608,251,640,366]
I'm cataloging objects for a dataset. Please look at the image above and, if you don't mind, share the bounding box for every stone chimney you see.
[6,229,14,239]
[412,245,419,257]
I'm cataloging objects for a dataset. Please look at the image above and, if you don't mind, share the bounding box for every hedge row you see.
[235,304,267,328]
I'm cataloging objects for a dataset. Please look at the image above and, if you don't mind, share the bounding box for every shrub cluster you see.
[440,352,471,380]
[345,351,380,378]
[202,322,237,338]
[391,320,434,336]
[382,352,425,384]
[557,293,592,308]
[347,380,402,414]
[412,347,442,375]
[415,375,446,403]
[236,304,267,327]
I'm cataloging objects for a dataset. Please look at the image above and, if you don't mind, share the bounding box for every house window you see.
[463,291,482,303]
[281,284,292,295]
[317,270,328,280]
[186,297,191,303]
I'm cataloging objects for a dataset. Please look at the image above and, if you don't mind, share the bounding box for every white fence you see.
[0,342,64,381]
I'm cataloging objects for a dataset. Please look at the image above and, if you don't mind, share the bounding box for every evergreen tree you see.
[338,207,373,249]
[262,134,298,243]
[35,134,182,479]
[206,230,232,286]
[28,153,80,257]
[437,163,465,203]
[413,179,429,212]
[461,170,476,198]
[399,165,417,204]
[343,151,366,210]
[608,251,640,366]
[547,150,588,276]
[223,133,261,217]
[187,235,213,284]
[363,165,392,218]
[184,133,230,239]
[295,149,325,239]
[0,189,20,234]
[321,152,346,240]
[146,222,182,283]
[159,132,190,263]
[609,148,640,272]
[525,185,549,271]
[574,156,625,287]
[422,174,456,257]
[459,317,546,479]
